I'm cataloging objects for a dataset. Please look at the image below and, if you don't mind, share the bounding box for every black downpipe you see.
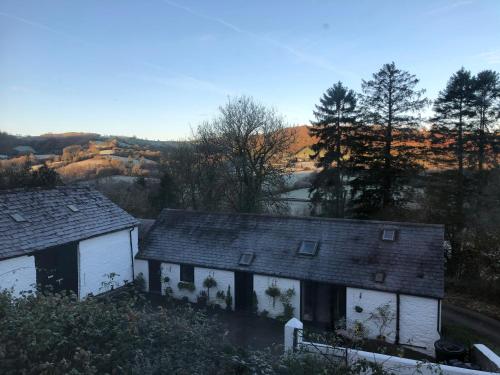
[129,227,135,281]
[395,293,400,344]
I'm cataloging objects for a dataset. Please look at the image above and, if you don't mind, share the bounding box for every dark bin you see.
[434,339,467,362]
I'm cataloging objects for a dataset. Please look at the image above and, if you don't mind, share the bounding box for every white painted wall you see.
[195,267,234,309]
[134,258,149,291]
[79,227,138,297]
[347,287,440,356]
[0,255,36,296]
[400,295,440,353]
[253,274,300,318]
[347,287,397,343]
[160,263,235,309]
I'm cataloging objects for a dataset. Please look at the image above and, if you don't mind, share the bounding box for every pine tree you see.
[309,82,358,217]
[431,68,474,176]
[470,70,500,172]
[431,68,475,231]
[353,62,428,217]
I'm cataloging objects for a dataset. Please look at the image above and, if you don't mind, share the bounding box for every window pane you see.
[180,265,194,283]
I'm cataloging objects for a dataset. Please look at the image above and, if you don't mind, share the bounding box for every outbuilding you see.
[136,209,444,356]
[0,186,139,298]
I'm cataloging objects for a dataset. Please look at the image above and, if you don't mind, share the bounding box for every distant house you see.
[13,145,36,155]
[136,209,444,355]
[99,149,115,155]
[34,154,57,162]
[0,186,139,298]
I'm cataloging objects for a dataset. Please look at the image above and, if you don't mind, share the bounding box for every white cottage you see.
[136,209,444,356]
[0,186,139,298]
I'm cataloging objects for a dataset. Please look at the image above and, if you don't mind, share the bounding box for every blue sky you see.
[1,0,499,140]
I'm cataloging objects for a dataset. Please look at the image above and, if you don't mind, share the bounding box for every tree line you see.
[309,63,499,297]
[157,63,499,298]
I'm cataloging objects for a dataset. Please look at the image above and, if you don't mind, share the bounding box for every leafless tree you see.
[195,96,294,213]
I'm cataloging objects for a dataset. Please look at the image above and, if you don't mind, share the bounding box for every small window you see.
[374,271,386,283]
[67,204,79,212]
[10,213,26,222]
[180,265,194,283]
[298,240,319,256]
[381,229,396,241]
[239,252,254,266]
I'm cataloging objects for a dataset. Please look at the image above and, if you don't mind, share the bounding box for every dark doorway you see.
[148,260,162,293]
[235,271,253,311]
[301,281,346,329]
[35,243,78,295]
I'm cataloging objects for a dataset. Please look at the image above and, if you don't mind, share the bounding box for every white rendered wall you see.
[195,267,234,309]
[79,227,138,297]
[253,274,300,318]
[134,258,149,291]
[400,295,440,354]
[346,288,397,343]
[0,255,36,296]
[347,287,441,356]
[160,263,235,309]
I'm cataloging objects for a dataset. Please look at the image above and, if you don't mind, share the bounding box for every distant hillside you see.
[284,125,318,155]
[0,131,178,155]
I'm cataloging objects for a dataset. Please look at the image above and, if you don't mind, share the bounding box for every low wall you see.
[284,319,500,375]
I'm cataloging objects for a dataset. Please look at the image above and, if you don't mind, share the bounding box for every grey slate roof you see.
[0,186,138,260]
[138,209,445,299]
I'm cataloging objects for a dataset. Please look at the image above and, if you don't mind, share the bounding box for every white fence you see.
[284,318,500,375]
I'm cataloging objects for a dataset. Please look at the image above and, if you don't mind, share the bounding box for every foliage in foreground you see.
[0,289,384,375]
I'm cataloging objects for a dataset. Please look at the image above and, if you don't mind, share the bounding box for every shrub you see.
[252,290,259,314]
[216,290,226,300]
[0,289,229,374]
[279,288,296,321]
[225,285,233,311]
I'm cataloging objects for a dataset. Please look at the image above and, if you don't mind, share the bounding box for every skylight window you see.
[298,241,319,256]
[67,204,79,212]
[239,252,254,266]
[10,213,27,222]
[381,229,396,241]
[374,271,386,283]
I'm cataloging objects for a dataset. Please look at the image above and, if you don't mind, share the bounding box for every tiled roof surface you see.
[139,209,444,298]
[0,186,138,260]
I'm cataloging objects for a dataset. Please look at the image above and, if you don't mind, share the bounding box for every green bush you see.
[0,289,232,374]
[0,289,393,374]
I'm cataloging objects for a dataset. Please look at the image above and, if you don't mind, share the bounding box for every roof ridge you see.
[0,184,92,195]
[159,208,445,229]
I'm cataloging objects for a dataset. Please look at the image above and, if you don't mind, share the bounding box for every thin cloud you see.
[160,0,354,77]
[0,11,98,48]
[477,50,500,65]
[426,0,473,15]
[1,10,229,96]
[126,71,232,96]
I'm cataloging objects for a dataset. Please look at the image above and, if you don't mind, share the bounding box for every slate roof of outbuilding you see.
[0,186,138,260]
[138,209,445,299]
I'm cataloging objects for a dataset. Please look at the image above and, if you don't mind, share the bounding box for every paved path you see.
[442,303,500,349]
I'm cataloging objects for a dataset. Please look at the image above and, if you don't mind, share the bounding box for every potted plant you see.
[203,276,217,300]
[265,285,281,308]
[197,290,208,306]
